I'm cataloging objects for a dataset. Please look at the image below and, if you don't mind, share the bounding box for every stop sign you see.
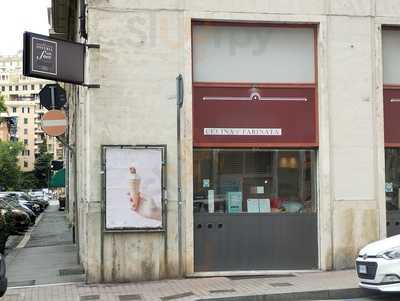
[41,110,67,137]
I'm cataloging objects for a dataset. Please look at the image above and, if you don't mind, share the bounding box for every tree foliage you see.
[34,138,53,189]
[18,171,38,190]
[0,141,24,190]
[0,93,7,124]
[0,94,6,113]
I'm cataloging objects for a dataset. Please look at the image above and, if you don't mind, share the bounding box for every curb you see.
[197,288,380,301]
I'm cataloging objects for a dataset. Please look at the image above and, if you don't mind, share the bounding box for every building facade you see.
[49,0,400,283]
[0,53,64,171]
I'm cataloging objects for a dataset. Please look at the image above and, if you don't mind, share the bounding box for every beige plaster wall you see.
[73,0,400,281]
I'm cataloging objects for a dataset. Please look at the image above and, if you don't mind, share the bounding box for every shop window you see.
[385,148,400,211]
[193,149,316,214]
[192,25,315,83]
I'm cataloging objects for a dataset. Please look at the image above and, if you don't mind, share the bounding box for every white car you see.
[356,234,400,292]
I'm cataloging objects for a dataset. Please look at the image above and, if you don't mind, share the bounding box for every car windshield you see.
[19,194,31,201]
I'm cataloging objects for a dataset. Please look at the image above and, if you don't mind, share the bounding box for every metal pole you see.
[176,74,183,276]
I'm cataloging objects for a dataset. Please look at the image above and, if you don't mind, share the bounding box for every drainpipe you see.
[74,87,80,264]
[176,74,184,276]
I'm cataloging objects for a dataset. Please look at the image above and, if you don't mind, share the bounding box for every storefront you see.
[191,22,319,271]
[383,28,400,237]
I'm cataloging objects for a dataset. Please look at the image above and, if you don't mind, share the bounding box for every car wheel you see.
[0,278,7,297]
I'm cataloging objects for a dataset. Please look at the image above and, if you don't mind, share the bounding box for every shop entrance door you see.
[193,149,319,272]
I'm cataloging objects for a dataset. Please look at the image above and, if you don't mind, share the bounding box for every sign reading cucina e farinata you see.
[204,128,282,136]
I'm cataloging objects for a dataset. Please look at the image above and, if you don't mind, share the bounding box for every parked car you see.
[6,192,47,212]
[0,253,7,297]
[0,200,30,232]
[28,190,49,208]
[0,193,41,215]
[0,197,37,225]
[356,234,400,292]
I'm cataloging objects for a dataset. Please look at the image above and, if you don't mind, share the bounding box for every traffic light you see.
[51,160,63,170]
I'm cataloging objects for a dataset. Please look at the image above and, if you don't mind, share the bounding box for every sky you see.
[0,0,51,55]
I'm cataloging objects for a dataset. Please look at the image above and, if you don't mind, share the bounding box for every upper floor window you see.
[8,86,12,91]
[15,85,19,91]
[383,29,400,85]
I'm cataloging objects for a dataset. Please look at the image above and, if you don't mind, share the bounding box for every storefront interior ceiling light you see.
[279,156,298,169]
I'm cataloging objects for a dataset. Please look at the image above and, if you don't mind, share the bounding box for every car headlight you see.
[379,247,400,260]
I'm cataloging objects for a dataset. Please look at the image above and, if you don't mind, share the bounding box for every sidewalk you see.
[2,270,382,301]
[5,204,85,287]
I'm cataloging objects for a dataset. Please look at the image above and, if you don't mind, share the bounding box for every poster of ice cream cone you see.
[104,146,164,230]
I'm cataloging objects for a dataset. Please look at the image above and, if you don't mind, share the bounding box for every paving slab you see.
[5,205,85,287]
[1,270,393,301]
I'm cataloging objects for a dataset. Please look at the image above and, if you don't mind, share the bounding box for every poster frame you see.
[101,144,167,233]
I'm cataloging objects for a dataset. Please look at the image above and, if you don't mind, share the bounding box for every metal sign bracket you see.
[56,136,75,153]
[81,84,100,88]
[85,44,100,49]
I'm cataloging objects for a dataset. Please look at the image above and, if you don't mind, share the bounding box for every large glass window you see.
[192,25,315,83]
[385,148,400,211]
[193,149,317,214]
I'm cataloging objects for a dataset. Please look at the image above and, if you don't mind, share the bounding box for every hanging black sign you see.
[23,32,85,84]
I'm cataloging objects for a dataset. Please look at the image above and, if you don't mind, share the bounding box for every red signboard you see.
[384,88,400,146]
[193,85,318,147]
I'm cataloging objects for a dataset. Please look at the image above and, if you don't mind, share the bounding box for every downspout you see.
[176,74,184,276]
[74,87,80,264]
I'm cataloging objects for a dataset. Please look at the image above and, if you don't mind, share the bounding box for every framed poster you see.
[102,145,166,231]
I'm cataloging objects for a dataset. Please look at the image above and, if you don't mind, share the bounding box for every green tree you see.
[34,138,53,188]
[17,171,38,190]
[0,141,24,190]
[0,94,6,114]
[0,93,7,125]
